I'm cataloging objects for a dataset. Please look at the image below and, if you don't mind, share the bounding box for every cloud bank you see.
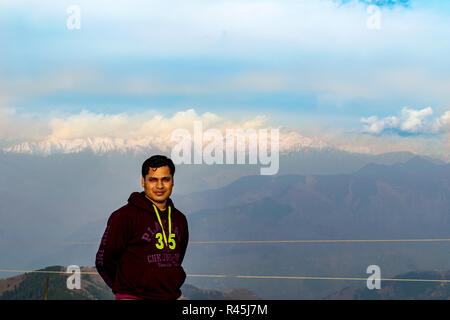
[1,106,449,162]
[361,107,450,135]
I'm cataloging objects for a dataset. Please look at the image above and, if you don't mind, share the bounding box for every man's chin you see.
[145,193,168,203]
[151,195,168,202]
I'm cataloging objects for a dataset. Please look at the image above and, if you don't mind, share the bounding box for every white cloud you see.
[431,110,450,133]
[399,106,433,133]
[361,107,450,134]
[1,107,274,145]
[360,115,399,134]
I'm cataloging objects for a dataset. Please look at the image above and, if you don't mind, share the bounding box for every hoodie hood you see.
[128,191,175,213]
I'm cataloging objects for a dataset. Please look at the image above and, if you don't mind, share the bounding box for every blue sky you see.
[0,0,449,159]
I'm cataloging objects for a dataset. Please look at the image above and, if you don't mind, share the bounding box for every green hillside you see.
[0,266,113,300]
[0,265,260,300]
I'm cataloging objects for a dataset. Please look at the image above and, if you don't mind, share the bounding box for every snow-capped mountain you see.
[276,130,329,152]
[2,137,169,156]
[1,130,330,156]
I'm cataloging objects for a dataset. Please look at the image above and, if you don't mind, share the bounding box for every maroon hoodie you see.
[95,191,189,300]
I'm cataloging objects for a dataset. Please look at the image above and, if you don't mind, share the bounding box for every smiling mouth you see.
[155,191,165,195]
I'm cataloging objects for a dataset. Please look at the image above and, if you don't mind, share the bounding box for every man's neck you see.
[145,194,167,211]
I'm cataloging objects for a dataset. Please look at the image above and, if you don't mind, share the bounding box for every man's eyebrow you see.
[148,176,172,179]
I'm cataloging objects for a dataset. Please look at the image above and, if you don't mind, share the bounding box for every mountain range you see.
[0,148,448,299]
[1,131,327,156]
[2,265,448,300]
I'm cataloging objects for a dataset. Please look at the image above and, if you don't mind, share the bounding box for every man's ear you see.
[141,177,145,188]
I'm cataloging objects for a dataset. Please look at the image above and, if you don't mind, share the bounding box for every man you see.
[95,155,189,300]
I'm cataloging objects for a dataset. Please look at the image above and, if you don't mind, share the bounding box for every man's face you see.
[141,165,174,204]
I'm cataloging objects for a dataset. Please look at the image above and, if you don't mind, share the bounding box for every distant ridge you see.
[327,270,450,300]
[0,266,261,300]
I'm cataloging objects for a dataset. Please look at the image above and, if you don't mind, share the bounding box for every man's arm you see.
[95,210,129,289]
[179,216,189,264]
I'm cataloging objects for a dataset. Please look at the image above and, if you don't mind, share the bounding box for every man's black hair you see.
[142,155,175,178]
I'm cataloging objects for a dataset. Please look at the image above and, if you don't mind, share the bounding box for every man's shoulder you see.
[108,202,137,221]
[118,201,140,213]
[171,205,188,222]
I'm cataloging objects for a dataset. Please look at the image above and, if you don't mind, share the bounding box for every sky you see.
[0,0,449,160]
